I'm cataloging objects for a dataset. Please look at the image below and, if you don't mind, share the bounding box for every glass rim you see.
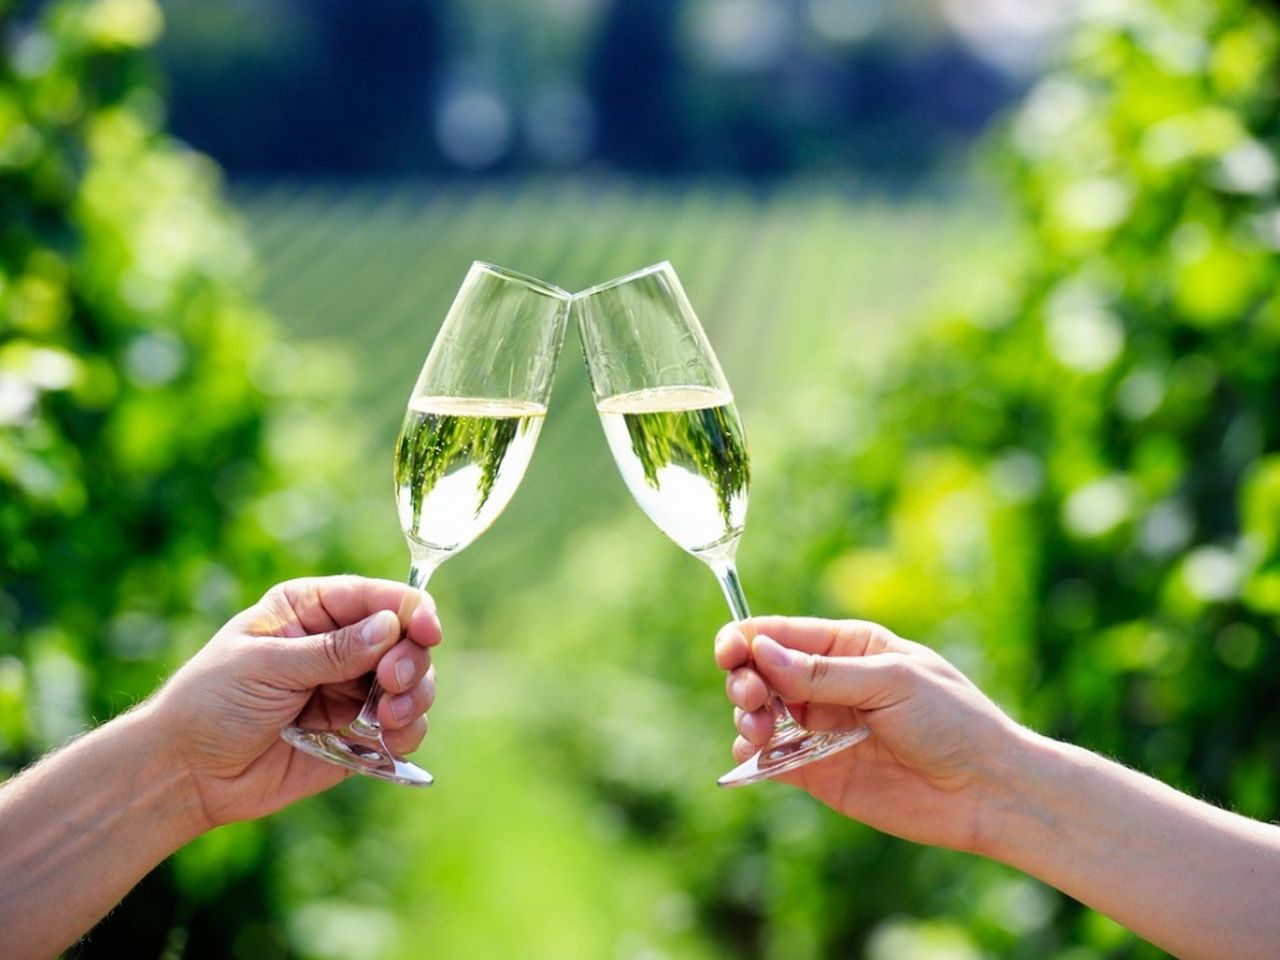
[573,261,675,301]
[471,261,572,300]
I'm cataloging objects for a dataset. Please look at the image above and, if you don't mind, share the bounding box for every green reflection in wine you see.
[394,401,541,522]
[620,401,749,529]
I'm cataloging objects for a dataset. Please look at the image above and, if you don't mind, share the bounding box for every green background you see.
[2,1,1278,957]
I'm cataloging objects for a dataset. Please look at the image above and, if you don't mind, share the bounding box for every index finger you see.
[404,593,442,649]
[272,576,440,647]
[737,617,900,658]
[385,583,442,649]
[715,622,751,670]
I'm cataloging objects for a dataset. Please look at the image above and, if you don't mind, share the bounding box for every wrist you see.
[123,698,216,842]
[967,723,1070,860]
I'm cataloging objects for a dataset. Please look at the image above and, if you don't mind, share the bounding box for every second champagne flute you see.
[573,261,869,787]
[282,262,571,786]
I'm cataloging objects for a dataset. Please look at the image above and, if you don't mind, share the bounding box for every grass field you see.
[232,178,1009,959]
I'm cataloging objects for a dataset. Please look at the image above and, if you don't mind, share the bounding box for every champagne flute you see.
[573,262,869,787]
[282,262,571,786]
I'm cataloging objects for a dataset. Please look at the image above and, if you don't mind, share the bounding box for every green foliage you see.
[7,0,1274,956]
[1,0,367,952]
[614,398,749,531]
[876,0,1280,780]
[393,403,539,533]
[858,0,1280,947]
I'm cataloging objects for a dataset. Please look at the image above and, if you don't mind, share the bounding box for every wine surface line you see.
[394,396,546,555]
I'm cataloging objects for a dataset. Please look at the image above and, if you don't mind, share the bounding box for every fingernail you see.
[362,610,396,647]
[389,693,412,720]
[395,658,415,688]
[753,635,792,669]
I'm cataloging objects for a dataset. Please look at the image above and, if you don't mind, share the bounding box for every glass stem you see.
[345,556,440,738]
[709,560,799,731]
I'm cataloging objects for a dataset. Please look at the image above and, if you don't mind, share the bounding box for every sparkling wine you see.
[597,385,749,557]
[394,396,545,554]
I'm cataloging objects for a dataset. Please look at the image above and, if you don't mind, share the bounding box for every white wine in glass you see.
[282,262,571,786]
[596,385,747,560]
[575,262,870,787]
[395,396,546,556]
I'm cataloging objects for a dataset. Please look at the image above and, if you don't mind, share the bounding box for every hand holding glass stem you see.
[282,262,571,786]
[574,262,869,786]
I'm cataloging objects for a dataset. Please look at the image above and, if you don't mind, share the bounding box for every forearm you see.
[979,730,1280,960]
[0,702,207,959]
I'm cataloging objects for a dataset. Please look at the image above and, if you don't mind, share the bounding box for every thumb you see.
[751,634,903,709]
[280,609,401,689]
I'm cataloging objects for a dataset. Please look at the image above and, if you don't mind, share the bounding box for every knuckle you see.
[805,652,830,689]
[321,626,353,670]
[881,652,917,686]
[271,577,309,603]
[844,618,900,653]
[411,677,433,710]
[261,581,292,610]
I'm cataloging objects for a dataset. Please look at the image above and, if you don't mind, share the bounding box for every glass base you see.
[281,726,433,787]
[717,724,870,788]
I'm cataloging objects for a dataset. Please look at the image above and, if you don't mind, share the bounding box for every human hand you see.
[717,617,1030,853]
[146,576,442,830]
